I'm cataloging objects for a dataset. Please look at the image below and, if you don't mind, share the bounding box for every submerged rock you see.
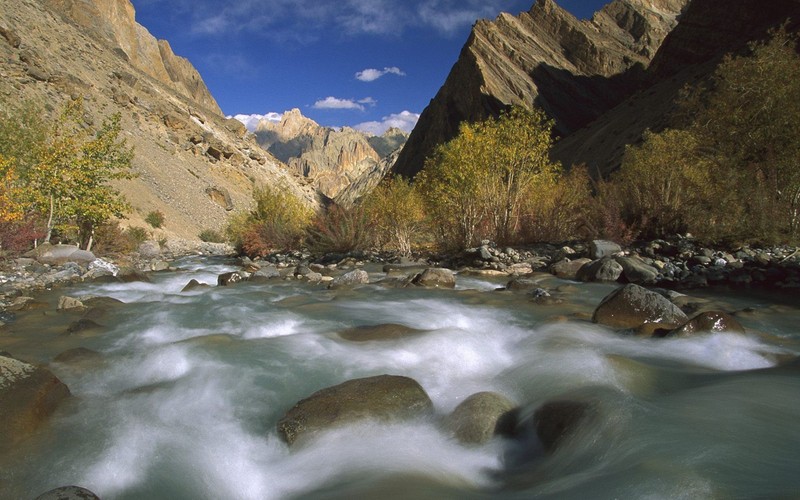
[181,279,211,292]
[338,324,426,342]
[593,284,688,329]
[217,271,245,286]
[277,374,433,446]
[34,485,101,500]
[411,268,456,288]
[0,354,71,452]
[444,391,517,445]
[533,400,593,454]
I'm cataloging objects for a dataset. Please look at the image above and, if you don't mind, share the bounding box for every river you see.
[1,256,799,499]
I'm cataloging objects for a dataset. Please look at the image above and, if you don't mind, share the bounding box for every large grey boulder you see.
[29,244,95,266]
[576,258,623,282]
[411,268,456,288]
[277,375,433,446]
[550,258,592,280]
[0,354,71,452]
[444,392,517,445]
[592,284,688,329]
[590,240,622,259]
[328,269,370,289]
[660,311,746,338]
[615,256,659,284]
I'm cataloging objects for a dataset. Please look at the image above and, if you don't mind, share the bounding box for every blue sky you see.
[130,0,608,134]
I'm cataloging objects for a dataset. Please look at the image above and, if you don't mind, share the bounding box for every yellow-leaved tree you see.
[418,106,561,248]
[361,175,427,254]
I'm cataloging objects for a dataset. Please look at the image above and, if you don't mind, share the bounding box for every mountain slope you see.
[0,0,313,239]
[392,0,688,178]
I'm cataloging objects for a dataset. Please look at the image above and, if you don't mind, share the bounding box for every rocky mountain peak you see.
[392,0,688,178]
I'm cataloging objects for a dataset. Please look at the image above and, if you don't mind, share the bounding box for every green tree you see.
[25,102,134,249]
[418,106,560,248]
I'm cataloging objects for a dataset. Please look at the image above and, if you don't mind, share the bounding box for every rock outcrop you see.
[255,109,407,199]
[1,0,316,240]
[392,0,688,178]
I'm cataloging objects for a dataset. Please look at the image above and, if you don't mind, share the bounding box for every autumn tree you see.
[418,106,561,248]
[361,175,427,254]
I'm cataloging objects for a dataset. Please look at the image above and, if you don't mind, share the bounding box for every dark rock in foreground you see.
[0,354,71,452]
[338,324,427,342]
[593,284,688,329]
[534,400,593,454]
[34,485,101,500]
[277,374,433,446]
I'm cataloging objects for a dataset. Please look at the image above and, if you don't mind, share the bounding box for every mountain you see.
[392,0,689,178]
[254,109,408,200]
[0,0,313,239]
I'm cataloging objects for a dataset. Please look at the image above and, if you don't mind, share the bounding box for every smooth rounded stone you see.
[34,485,101,500]
[338,324,427,342]
[534,400,593,454]
[62,319,104,336]
[0,354,71,452]
[149,260,170,272]
[592,284,689,329]
[660,311,746,338]
[217,271,245,286]
[530,288,562,305]
[181,279,211,292]
[505,277,541,292]
[53,347,102,364]
[57,296,86,312]
[615,256,659,284]
[249,265,280,282]
[550,258,592,280]
[304,272,324,282]
[28,243,96,266]
[411,268,456,288]
[277,374,434,446]
[576,258,623,282]
[444,392,517,445]
[590,240,622,259]
[328,269,370,289]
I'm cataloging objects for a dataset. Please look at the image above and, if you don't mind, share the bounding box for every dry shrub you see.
[519,165,592,243]
[306,205,371,255]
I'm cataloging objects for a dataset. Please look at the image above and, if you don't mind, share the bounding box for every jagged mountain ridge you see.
[254,109,408,200]
[392,0,688,178]
[1,0,314,239]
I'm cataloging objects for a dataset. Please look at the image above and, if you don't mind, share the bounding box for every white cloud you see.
[358,97,378,106]
[355,66,406,82]
[355,110,420,135]
[229,112,282,131]
[313,97,367,111]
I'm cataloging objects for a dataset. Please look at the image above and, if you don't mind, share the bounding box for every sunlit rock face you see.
[392,0,688,178]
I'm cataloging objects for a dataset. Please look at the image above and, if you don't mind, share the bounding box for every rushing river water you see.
[1,256,800,499]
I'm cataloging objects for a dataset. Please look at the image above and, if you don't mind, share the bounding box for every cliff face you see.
[255,109,407,200]
[44,0,221,113]
[392,0,688,178]
[0,0,313,238]
[552,0,800,176]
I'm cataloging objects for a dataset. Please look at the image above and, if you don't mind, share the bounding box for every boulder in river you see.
[0,354,71,452]
[550,258,592,280]
[593,284,689,330]
[444,391,517,445]
[28,243,95,266]
[217,271,245,286]
[615,255,659,284]
[34,485,101,500]
[411,268,456,288]
[576,258,623,282]
[590,240,622,259]
[328,269,370,289]
[337,324,426,342]
[277,374,434,446]
[659,311,746,338]
[181,279,211,292]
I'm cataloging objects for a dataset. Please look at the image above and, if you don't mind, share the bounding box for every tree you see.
[361,175,427,254]
[684,27,800,242]
[418,106,561,248]
[24,101,134,250]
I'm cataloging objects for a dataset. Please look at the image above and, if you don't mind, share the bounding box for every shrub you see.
[91,222,150,255]
[519,165,592,243]
[145,210,165,228]
[0,215,46,256]
[361,175,428,254]
[306,205,371,255]
[198,229,225,243]
[126,226,150,245]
